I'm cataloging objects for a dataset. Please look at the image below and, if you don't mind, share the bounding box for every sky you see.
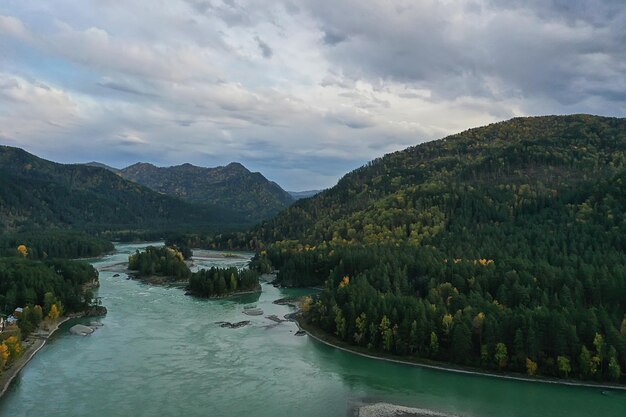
[0,1,625,190]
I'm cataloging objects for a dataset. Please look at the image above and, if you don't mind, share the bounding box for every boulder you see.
[70,324,95,336]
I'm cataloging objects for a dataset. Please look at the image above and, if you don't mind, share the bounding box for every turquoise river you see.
[0,243,624,416]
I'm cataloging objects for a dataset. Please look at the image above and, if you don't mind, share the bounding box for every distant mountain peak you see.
[117,160,293,223]
[83,161,120,173]
[125,162,157,170]
[224,162,249,172]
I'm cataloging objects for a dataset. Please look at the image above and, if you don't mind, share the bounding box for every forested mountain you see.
[84,161,120,173]
[249,115,626,247]
[117,161,293,223]
[0,146,242,233]
[229,114,626,383]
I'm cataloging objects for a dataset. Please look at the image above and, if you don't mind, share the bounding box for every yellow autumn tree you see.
[339,276,350,288]
[17,244,28,257]
[48,303,60,321]
[526,358,538,376]
[5,336,21,361]
[0,343,9,369]
[442,314,454,336]
[300,296,313,314]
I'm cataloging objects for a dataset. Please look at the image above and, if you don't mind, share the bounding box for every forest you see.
[225,115,626,383]
[0,231,114,259]
[0,225,105,373]
[128,246,191,281]
[128,246,260,297]
[0,257,97,318]
[187,267,260,297]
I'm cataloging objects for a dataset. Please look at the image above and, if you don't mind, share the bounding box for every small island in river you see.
[127,245,261,298]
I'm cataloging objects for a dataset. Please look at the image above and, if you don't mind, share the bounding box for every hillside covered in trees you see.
[217,115,626,383]
[117,161,294,223]
[0,146,245,234]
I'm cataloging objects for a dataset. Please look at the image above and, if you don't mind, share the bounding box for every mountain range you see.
[0,146,241,233]
[114,162,293,222]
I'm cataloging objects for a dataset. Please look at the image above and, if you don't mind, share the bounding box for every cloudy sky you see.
[1,1,625,190]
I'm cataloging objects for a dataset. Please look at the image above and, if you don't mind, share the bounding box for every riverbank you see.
[0,317,71,399]
[295,315,626,392]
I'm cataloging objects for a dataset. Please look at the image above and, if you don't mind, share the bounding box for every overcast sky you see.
[1,1,625,190]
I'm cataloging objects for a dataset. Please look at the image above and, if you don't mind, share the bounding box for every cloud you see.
[322,30,347,46]
[254,36,273,58]
[0,1,624,190]
[0,14,30,39]
[97,78,159,98]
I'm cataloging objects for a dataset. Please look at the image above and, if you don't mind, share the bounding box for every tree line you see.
[128,246,260,298]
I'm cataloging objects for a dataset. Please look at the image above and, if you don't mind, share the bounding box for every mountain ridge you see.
[117,160,294,223]
[0,146,245,233]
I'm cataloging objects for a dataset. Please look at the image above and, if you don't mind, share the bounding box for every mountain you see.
[215,115,626,383]
[118,161,294,223]
[250,114,626,247]
[84,161,120,173]
[0,146,243,233]
[288,190,322,200]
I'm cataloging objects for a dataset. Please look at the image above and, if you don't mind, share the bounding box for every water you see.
[0,243,624,417]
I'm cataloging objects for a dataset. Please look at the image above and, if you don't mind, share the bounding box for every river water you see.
[0,243,624,417]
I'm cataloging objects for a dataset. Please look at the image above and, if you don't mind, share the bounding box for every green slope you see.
[249,114,626,246]
[0,146,244,233]
[118,161,293,223]
[234,114,626,384]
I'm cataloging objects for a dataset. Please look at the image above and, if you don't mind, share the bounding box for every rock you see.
[70,324,95,336]
[113,273,120,277]
[84,305,108,317]
[266,315,286,323]
[215,321,250,329]
[243,308,263,316]
[295,330,306,336]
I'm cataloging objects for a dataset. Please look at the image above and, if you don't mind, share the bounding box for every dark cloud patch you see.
[322,29,346,46]
[326,110,375,129]
[97,80,158,98]
[301,0,626,108]
[255,36,273,58]
[186,0,252,27]
[186,0,212,14]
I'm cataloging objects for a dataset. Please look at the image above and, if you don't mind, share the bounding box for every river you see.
[0,243,624,416]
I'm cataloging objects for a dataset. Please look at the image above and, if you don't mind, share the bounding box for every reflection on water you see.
[0,243,624,417]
